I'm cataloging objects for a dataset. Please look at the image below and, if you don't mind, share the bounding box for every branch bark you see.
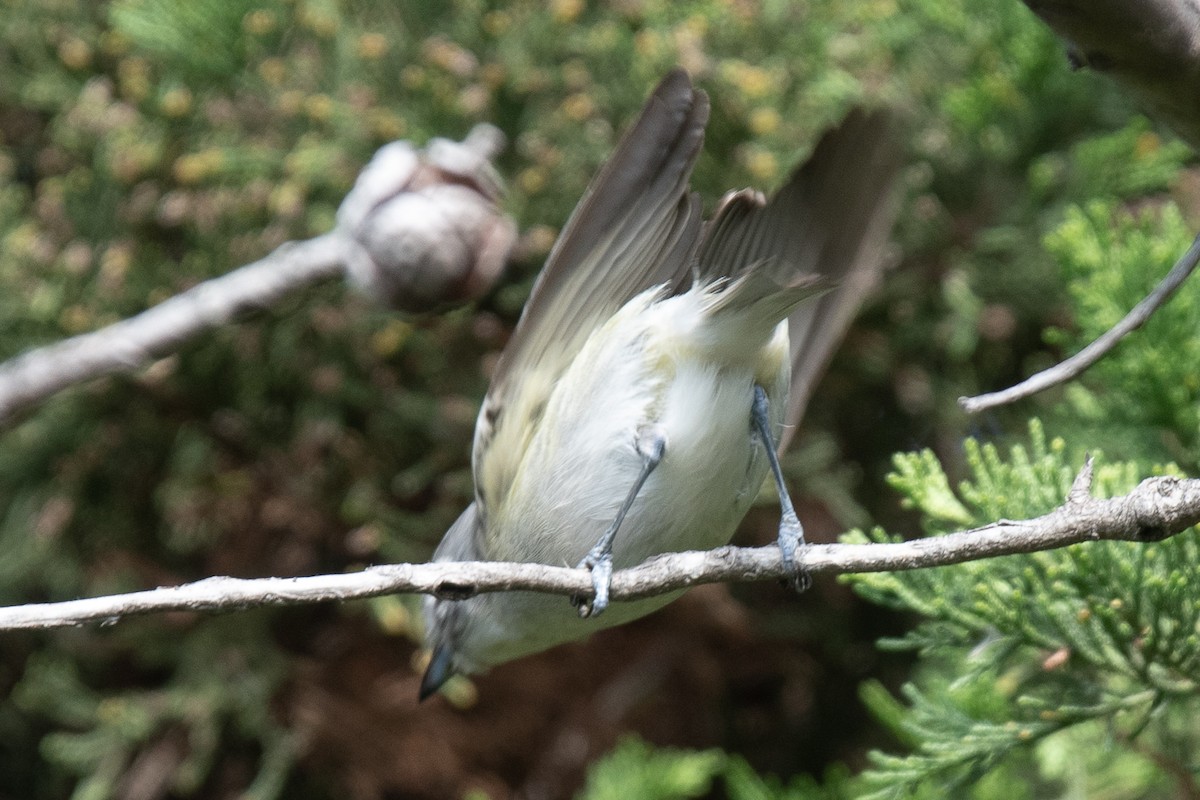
[2,470,1196,631]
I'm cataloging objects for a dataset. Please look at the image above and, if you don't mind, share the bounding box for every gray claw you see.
[572,551,613,618]
[777,510,811,592]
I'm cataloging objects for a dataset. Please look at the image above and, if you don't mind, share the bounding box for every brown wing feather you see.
[695,108,902,451]
[473,70,710,519]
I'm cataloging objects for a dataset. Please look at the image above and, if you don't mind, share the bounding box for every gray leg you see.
[573,427,667,618]
[751,384,810,591]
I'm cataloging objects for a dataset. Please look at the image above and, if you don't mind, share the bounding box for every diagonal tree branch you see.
[960,231,1200,413]
[957,1,1200,415]
[0,125,514,427]
[0,235,348,425]
[2,469,1196,632]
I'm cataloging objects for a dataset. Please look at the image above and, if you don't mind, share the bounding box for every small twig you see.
[961,231,1200,414]
[2,470,1197,631]
[0,235,348,426]
[1067,455,1095,504]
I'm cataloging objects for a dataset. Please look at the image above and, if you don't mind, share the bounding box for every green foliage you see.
[1040,118,1193,204]
[12,616,294,800]
[579,736,726,800]
[843,421,1199,797]
[110,0,270,82]
[833,46,1200,792]
[1,0,1196,797]
[1045,201,1200,467]
[579,735,852,800]
[832,176,1200,797]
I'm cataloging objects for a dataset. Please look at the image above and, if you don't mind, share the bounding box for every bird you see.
[420,69,900,699]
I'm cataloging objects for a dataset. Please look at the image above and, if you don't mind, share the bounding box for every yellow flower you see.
[258,57,287,86]
[159,87,193,117]
[57,37,92,70]
[742,147,778,182]
[304,93,335,123]
[243,9,277,35]
[1134,131,1161,159]
[483,10,511,35]
[299,7,337,37]
[551,0,583,24]
[367,110,407,140]
[357,32,388,60]
[517,166,548,195]
[372,320,413,357]
[117,57,152,102]
[173,150,225,184]
[561,92,594,122]
[749,107,781,136]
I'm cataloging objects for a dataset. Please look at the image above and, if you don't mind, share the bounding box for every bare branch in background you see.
[0,125,515,427]
[961,231,1200,413]
[958,1,1200,413]
[2,468,1197,631]
[0,236,346,425]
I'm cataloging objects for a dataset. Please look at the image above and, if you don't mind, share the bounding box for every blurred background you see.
[1,0,1196,798]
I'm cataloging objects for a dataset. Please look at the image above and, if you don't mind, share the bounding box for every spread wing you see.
[473,69,710,518]
[696,108,902,451]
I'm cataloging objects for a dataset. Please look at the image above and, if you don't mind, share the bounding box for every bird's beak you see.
[419,643,456,701]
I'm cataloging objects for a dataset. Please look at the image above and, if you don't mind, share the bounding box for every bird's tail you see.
[693,109,902,450]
